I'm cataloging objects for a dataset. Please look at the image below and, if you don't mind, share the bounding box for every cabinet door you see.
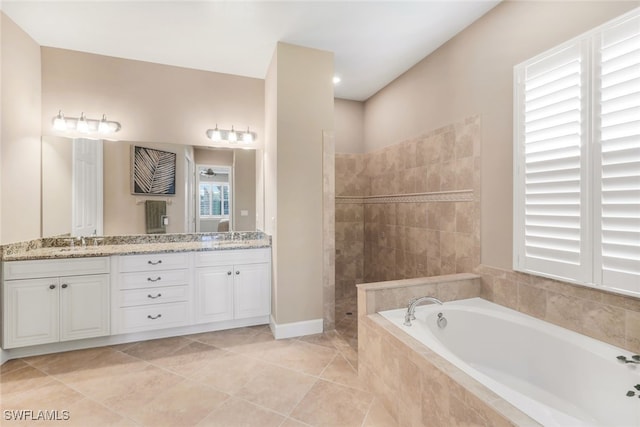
[3,278,59,348]
[195,266,234,323]
[60,274,110,341]
[234,263,271,319]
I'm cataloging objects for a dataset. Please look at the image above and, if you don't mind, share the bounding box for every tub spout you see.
[404,296,443,326]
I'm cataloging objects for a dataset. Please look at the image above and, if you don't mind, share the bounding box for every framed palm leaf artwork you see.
[131,146,176,195]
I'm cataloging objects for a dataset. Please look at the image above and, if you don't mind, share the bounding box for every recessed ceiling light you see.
[333,75,341,85]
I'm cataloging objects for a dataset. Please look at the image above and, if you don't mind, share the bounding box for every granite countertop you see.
[1,232,271,261]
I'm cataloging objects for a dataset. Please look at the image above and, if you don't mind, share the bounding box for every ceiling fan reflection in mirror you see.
[200,168,217,177]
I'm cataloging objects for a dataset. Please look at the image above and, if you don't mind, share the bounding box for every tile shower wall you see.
[335,154,367,301]
[336,114,640,355]
[335,116,481,297]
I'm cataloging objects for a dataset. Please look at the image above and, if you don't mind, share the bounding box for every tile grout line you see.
[4,327,371,427]
[360,396,378,427]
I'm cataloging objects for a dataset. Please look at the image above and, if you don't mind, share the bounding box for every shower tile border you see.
[335,189,474,205]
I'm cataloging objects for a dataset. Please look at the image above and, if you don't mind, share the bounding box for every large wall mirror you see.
[41,136,260,237]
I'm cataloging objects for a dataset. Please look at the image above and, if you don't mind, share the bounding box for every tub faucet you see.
[617,355,640,364]
[404,296,443,326]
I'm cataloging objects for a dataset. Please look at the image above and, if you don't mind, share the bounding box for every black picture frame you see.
[131,146,176,195]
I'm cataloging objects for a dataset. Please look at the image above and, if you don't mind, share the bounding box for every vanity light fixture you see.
[51,110,122,134]
[205,125,257,144]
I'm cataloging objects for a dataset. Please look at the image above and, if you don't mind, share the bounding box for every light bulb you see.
[228,126,237,143]
[243,127,253,144]
[209,125,222,142]
[53,110,67,131]
[77,113,89,133]
[98,114,110,133]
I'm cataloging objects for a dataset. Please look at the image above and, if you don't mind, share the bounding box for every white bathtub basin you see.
[379,297,640,427]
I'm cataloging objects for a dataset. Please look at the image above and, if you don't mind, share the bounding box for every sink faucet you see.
[404,296,443,326]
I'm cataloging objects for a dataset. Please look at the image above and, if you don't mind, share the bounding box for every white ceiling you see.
[1,1,500,101]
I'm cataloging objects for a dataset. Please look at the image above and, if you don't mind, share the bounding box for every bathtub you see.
[379,297,640,427]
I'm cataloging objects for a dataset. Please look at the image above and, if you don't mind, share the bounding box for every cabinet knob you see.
[235,271,240,275]
[147,277,162,282]
[147,293,162,299]
[49,284,56,290]
[147,260,163,265]
[227,271,232,276]
[61,284,68,289]
[147,314,162,320]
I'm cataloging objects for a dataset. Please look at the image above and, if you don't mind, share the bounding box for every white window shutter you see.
[515,41,591,283]
[594,14,640,295]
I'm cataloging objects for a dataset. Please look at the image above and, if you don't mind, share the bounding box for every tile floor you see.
[335,295,358,352]
[1,324,396,427]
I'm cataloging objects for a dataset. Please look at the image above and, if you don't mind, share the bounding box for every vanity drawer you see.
[118,252,190,273]
[118,269,190,290]
[3,257,110,280]
[195,248,271,267]
[117,302,189,333]
[118,285,189,307]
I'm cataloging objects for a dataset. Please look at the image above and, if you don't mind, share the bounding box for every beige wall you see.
[41,48,264,147]
[264,47,279,314]
[103,141,186,235]
[266,42,334,325]
[194,148,234,166]
[334,98,364,153]
[0,13,42,245]
[363,0,639,270]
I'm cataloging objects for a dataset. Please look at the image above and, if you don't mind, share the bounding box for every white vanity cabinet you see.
[1,245,272,357]
[114,252,192,333]
[2,257,110,349]
[195,248,271,324]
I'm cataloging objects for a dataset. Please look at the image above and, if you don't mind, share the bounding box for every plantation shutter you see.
[594,14,640,294]
[515,41,590,283]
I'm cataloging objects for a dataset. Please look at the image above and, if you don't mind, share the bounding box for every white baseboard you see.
[0,316,269,364]
[269,316,323,339]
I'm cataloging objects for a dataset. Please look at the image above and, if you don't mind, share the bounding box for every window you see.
[514,9,640,297]
[199,182,230,218]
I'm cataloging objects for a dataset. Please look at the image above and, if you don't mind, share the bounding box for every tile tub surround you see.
[356,274,538,426]
[1,232,272,261]
[476,264,640,354]
[358,314,538,427]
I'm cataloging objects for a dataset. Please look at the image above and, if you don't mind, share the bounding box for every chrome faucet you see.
[404,296,443,326]
[617,355,640,364]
